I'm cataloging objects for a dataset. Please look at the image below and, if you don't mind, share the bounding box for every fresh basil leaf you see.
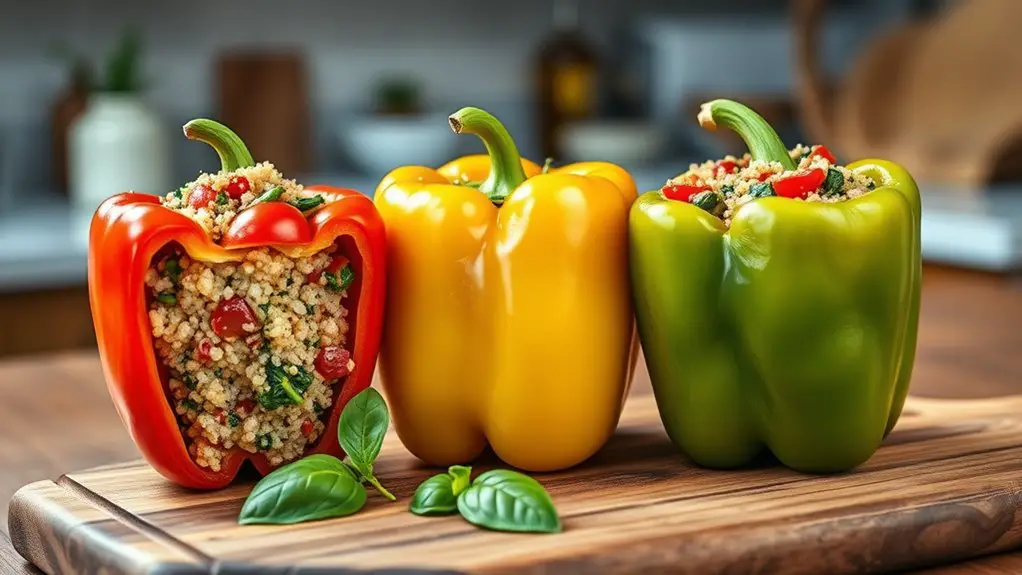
[457,470,561,533]
[338,264,355,291]
[410,474,459,516]
[239,454,367,525]
[338,387,388,471]
[338,387,395,500]
[449,465,471,497]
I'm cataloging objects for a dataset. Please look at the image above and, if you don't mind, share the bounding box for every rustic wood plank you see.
[3,265,1022,574]
[11,393,1022,575]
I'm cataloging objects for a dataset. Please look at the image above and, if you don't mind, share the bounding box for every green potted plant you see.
[67,29,170,245]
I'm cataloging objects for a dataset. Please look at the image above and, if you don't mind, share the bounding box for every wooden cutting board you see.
[10,393,1022,575]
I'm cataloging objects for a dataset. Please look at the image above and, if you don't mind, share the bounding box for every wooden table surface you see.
[1,265,1020,574]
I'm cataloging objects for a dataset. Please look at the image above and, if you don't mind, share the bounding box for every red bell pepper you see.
[87,119,386,490]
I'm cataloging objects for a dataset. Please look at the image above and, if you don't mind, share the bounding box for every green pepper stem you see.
[697,99,796,171]
[182,119,255,172]
[448,107,527,204]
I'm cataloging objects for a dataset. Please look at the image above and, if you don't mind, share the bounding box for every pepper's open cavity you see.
[146,240,358,471]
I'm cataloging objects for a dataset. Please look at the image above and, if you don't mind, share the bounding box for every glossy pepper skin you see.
[630,100,921,473]
[88,120,386,489]
[374,107,639,472]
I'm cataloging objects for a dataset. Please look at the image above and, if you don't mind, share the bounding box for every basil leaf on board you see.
[337,387,396,500]
[238,454,367,525]
[409,474,459,516]
[456,469,561,534]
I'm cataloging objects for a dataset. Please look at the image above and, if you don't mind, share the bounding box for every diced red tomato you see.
[188,184,217,210]
[309,254,349,284]
[224,176,251,199]
[236,399,256,419]
[315,346,352,380]
[326,255,349,274]
[811,145,837,164]
[716,160,738,174]
[210,297,258,339]
[774,168,826,199]
[301,420,315,437]
[662,184,709,202]
[214,408,227,425]
[197,339,213,363]
[757,171,773,182]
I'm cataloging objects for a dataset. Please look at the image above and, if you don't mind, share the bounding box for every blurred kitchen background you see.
[0,0,1019,358]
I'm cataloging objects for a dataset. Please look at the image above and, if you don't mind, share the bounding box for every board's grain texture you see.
[10,393,1022,575]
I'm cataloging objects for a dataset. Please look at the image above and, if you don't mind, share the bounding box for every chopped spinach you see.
[719,184,735,196]
[181,399,199,411]
[182,375,197,390]
[215,191,229,206]
[259,361,314,410]
[155,291,177,305]
[170,187,185,200]
[228,413,242,427]
[259,303,271,316]
[325,265,355,293]
[257,433,274,451]
[690,191,725,217]
[289,195,325,212]
[823,168,845,196]
[748,182,776,198]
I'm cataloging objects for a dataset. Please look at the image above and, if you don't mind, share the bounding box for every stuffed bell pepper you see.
[88,120,386,489]
[630,99,921,473]
[375,107,638,472]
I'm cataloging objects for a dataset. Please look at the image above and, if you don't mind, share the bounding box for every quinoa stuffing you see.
[146,245,357,471]
[662,144,877,228]
[161,162,327,243]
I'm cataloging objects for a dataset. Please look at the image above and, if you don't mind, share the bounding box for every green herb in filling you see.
[164,258,182,283]
[256,433,273,451]
[290,195,325,212]
[215,191,229,206]
[228,413,242,427]
[748,182,776,198]
[156,291,177,305]
[182,375,197,390]
[691,191,725,217]
[251,185,284,206]
[325,265,355,293]
[823,168,845,196]
[720,184,735,196]
[181,399,199,411]
[259,362,314,410]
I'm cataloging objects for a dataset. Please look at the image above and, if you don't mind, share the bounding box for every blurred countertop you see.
[1,169,1021,293]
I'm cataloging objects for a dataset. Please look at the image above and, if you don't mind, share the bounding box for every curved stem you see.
[697,99,796,171]
[448,107,527,204]
[367,475,397,501]
[182,118,255,172]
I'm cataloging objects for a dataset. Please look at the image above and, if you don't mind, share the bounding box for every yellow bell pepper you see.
[374,107,638,472]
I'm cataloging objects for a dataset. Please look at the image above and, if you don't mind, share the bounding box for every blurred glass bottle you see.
[534,0,599,161]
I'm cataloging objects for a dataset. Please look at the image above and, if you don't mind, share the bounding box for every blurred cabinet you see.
[0,286,95,358]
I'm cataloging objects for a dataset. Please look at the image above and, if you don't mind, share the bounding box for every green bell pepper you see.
[630,99,921,473]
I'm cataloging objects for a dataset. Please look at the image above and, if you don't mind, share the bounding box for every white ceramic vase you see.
[69,93,170,245]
